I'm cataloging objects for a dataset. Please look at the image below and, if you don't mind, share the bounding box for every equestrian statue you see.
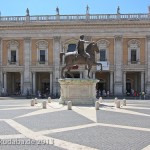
[61,35,102,78]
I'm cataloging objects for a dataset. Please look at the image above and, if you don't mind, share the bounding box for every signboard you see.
[97,61,109,71]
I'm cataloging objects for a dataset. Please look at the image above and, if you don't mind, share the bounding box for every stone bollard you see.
[95,101,99,110]
[99,97,103,103]
[48,97,51,103]
[115,100,120,108]
[123,99,126,106]
[35,98,38,104]
[114,97,118,104]
[42,100,47,109]
[31,99,35,106]
[67,101,72,110]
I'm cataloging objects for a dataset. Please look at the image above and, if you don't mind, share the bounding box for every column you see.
[53,36,60,97]
[141,72,144,92]
[123,71,126,94]
[110,71,113,94]
[114,35,123,95]
[3,72,7,94]
[50,72,52,95]
[23,37,31,95]
[0,38,2,94]
[20,72,23,94]
[84,70,88,79]
[80,72,82,79]
[146,35,150,94]
[32,72,36,95]
[93,72,95,79]
[12,73,15,93]
[135,74,138,91]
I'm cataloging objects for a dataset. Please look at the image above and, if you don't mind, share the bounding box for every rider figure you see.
[77,35,90,60]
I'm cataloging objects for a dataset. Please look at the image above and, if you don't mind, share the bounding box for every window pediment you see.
[62,39,78,52]
[36,40,48,49]
[7,40,19,49]
[97,39,110,48]
[128,39,141,48]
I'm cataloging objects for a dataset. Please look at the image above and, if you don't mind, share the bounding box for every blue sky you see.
[0,0,149,16]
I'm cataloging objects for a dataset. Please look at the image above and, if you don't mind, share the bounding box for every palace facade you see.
[0,8,150,97]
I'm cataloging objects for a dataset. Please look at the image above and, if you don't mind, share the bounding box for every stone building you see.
[0,8,150,97]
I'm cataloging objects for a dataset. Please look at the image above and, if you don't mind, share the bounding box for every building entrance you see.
[7,72,21,95]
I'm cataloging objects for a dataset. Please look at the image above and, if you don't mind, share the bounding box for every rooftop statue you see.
[117,6,120,14]
[86,5,90,15]
[56,6,59,15]
[26,8,30,16]
[61,35,102,78]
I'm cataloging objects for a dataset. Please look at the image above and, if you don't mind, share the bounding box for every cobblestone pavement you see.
[0,98,150,150]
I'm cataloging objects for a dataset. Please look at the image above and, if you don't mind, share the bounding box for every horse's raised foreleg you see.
[61,65,67,78]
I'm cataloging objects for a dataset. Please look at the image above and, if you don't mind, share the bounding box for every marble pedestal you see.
[58,78,98,105]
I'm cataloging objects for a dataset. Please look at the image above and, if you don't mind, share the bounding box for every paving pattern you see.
[0,98,149,150]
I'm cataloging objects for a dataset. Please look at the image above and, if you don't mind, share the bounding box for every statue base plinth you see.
[58,78,98,105]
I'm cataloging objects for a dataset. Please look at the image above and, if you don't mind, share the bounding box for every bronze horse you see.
[61,42,102,78]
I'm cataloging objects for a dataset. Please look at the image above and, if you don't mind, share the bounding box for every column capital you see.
[32,72,36,74]
[54,36,61,41]
[146,35,150,41]
[114,35,122,41]
[24,37,31,42]
[141,71,145,74]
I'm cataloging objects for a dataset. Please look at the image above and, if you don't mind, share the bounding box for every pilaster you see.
[0,38,2,94]
[23,37,31,95]
[53,36,61,97]
[145,35,150,93]
[114,35,123,95]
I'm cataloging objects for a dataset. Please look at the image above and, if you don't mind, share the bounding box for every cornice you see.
[0,20,150,30]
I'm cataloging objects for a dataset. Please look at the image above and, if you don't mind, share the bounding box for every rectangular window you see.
[11,50,16,62]
[67,44,76,52]
[131,49,136,63]
[40,50,45,62]
[100,49,106,61]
